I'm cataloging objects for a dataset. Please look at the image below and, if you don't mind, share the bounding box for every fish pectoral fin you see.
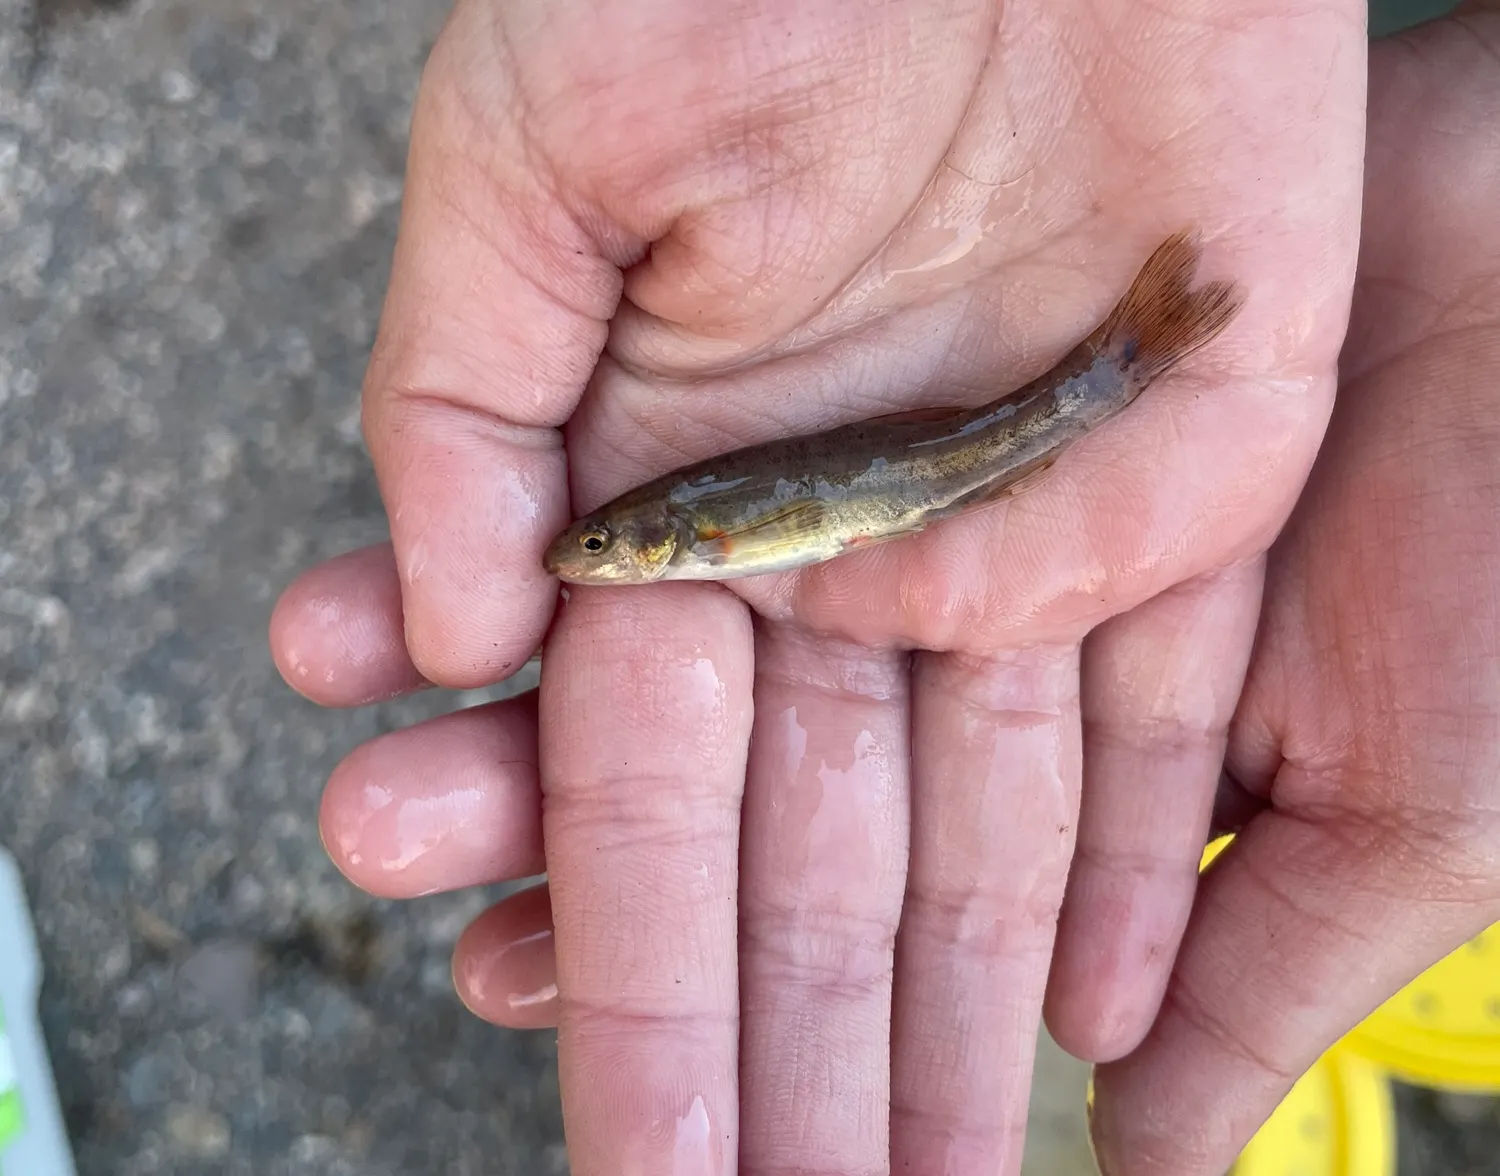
[697,499,829,557]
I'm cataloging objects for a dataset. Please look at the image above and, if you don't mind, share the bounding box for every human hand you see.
[268,0,1364,1171]
[1086,7,1500,1171]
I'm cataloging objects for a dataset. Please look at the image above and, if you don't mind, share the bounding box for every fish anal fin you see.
[956,454,1059,509]
[997,456,1058,498]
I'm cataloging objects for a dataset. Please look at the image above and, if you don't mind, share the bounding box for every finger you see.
[320,693,543,898]
[541,583,753,1176]
[736,627,910,1176]
[1088,812,1500,1176]
[454,881,559,1031]
[889,644,1080,1176]
[270,543,431,708]
[359,5,630,689]
[1045,559,1264,1062]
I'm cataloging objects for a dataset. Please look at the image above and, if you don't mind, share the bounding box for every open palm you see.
[271,1,1365,1172]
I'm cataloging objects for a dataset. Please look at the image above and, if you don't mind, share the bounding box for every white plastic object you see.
[0,848,78,1176]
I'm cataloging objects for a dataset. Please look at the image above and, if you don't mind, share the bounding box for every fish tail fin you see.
[1090,228,1245,385]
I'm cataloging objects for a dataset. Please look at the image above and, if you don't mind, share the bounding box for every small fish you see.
[544,229,1243,585]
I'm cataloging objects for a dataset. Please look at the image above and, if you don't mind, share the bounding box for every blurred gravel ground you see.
[0,0,1495,1174]
[1,1,558,1173]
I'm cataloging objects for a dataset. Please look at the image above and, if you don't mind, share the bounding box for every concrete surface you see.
[2,1,561,1172]
[0,0,1493,1174]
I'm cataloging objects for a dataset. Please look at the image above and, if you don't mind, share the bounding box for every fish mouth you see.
[542,528,605,582]
[542,516,680,585]
[542,514,603,564]
[541,532,643,585]
[543,540,570,582]
[540,532,572,577]
[548,562,612,585]
[547,558,670,586]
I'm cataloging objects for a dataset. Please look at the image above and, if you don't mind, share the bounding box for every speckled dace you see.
[545,231,1242,586]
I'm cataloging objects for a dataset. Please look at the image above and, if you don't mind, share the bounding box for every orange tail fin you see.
[1091,229,1244,384]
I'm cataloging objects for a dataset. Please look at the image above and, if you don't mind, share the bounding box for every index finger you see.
[361,10,625,687]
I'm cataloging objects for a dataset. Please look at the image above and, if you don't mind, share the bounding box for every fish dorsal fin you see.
[696,499,828,559]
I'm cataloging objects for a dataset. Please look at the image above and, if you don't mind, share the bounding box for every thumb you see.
[359,0,994,686]
[359,3,633,688]
[1086,807,1499,1175]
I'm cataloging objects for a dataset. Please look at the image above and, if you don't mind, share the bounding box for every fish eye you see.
[579,527,610,554]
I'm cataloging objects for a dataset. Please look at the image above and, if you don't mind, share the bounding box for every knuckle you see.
[741,900,897,998]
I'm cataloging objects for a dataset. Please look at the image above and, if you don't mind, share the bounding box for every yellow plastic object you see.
[1199,833,1234,871]
[1078,1039,1394,1176]
[1342,924,1500,1091]
[1231,1047,1395,1176]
